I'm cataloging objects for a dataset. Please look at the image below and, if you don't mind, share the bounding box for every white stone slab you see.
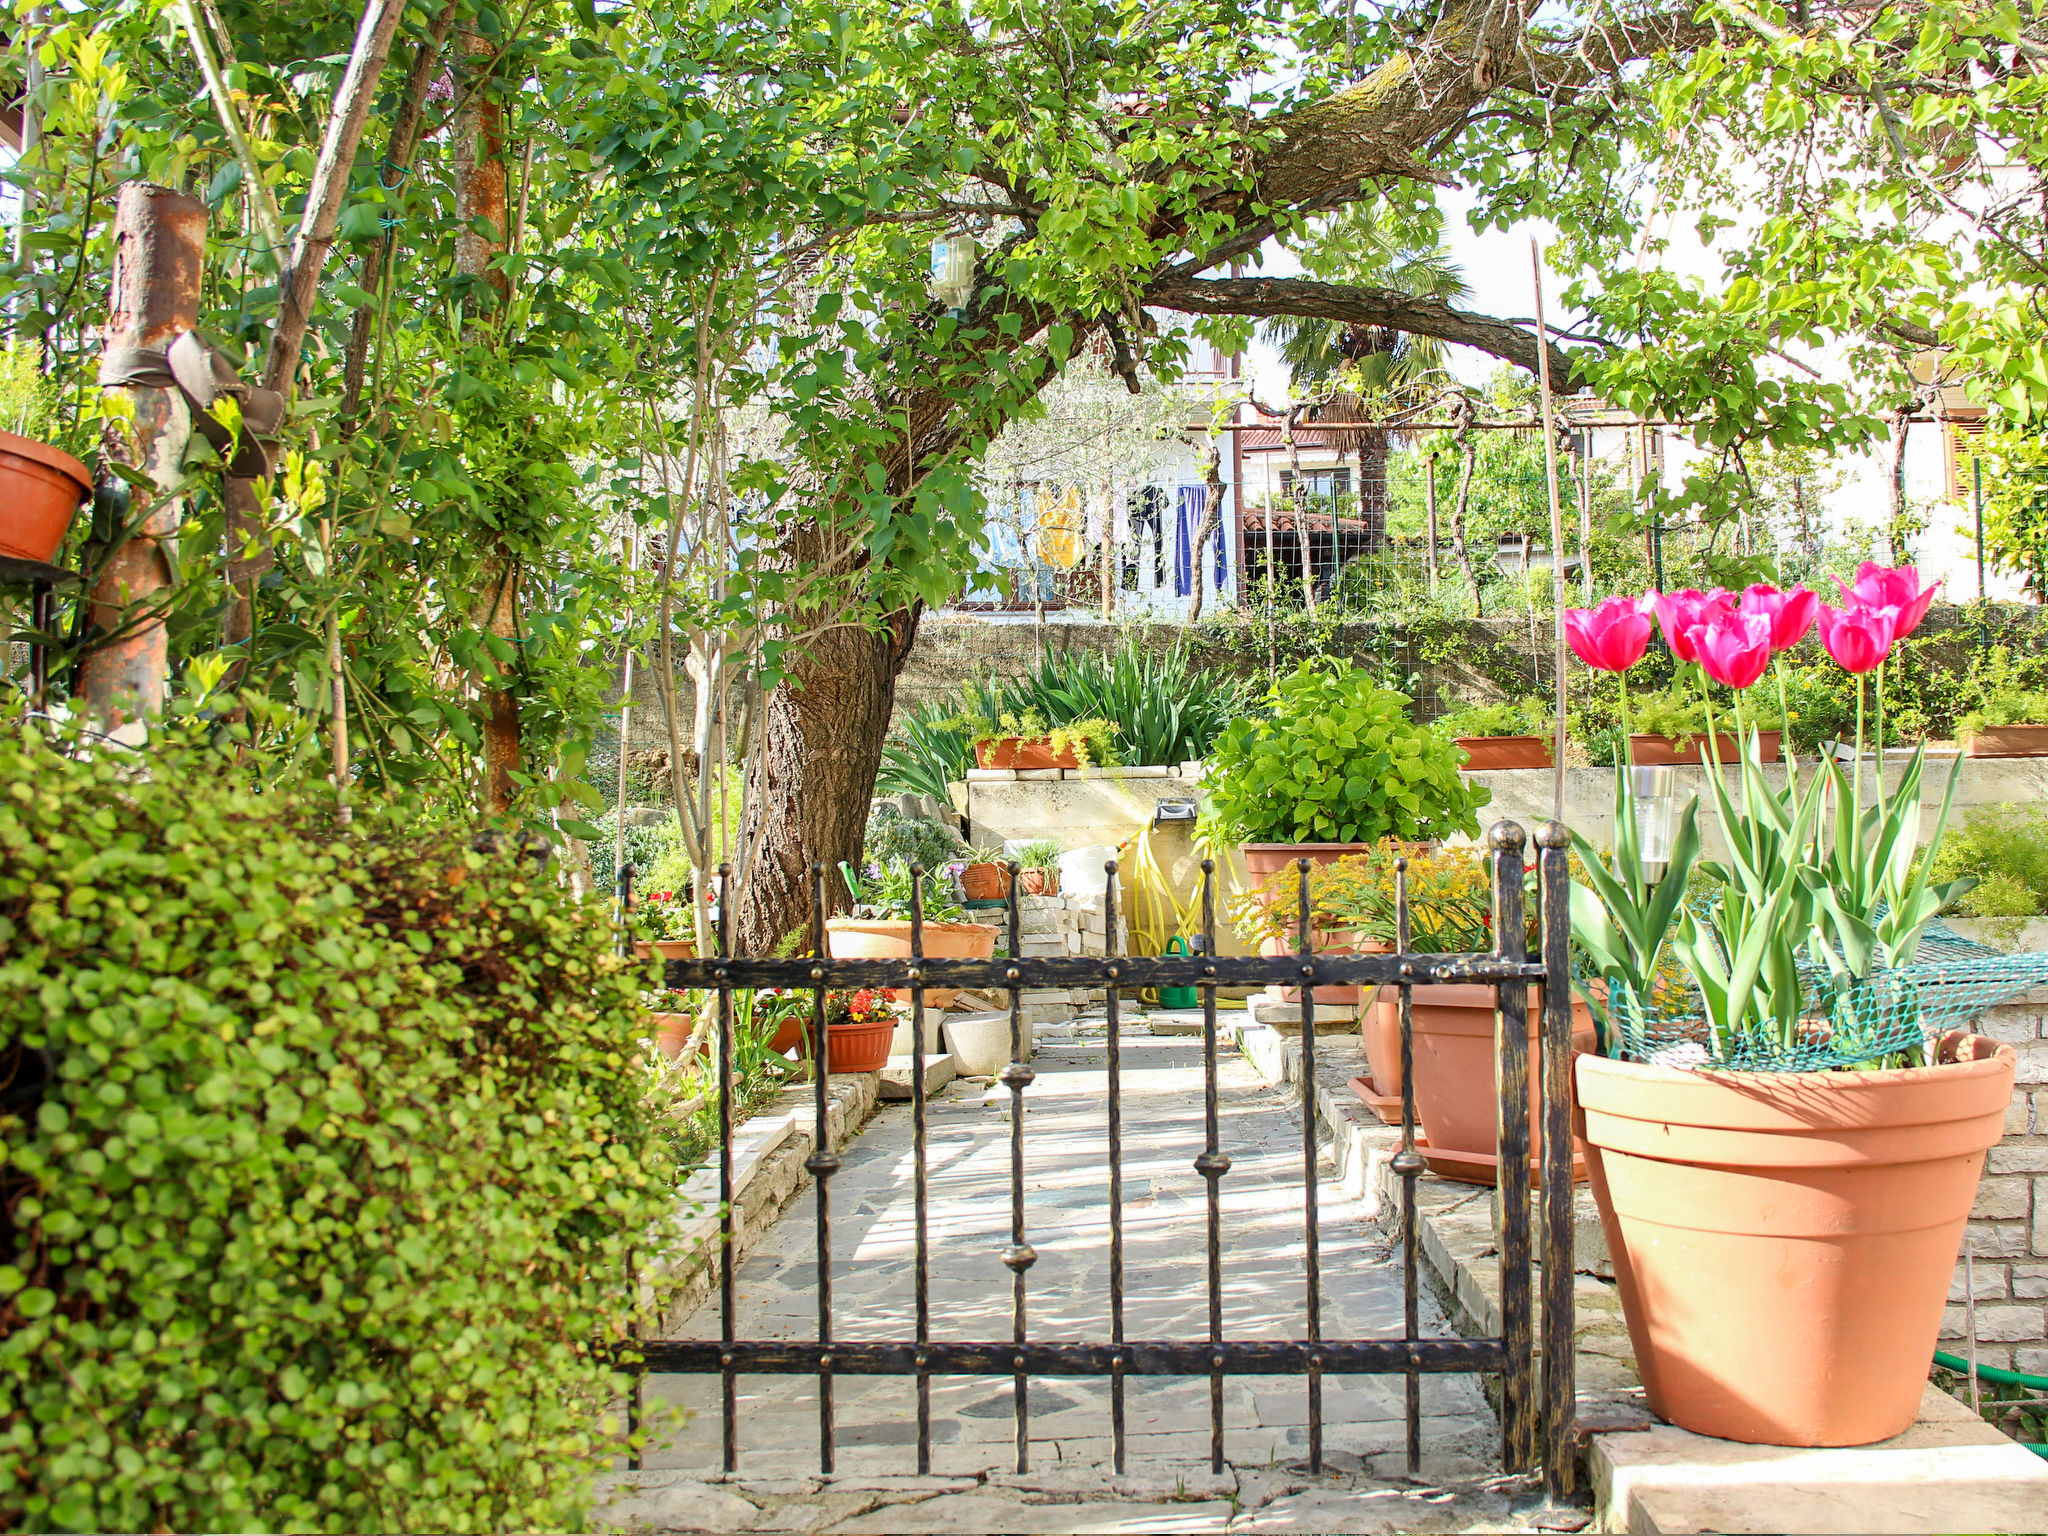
[879,1052,956,1100]
[1591,1384,2048,1535]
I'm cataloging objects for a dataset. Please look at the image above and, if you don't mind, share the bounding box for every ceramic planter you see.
[1455,735,1553,771]
[0,431,90,563]
[649,1011,696,1061]
[633,938,698,961]
[1405,981,1596,1185]
[943,1010,1026,1077]
[1963,724,2048,758]
[960,862,1012,901]
[1260,929,1364,1005]
[974,737,1080,771]
[827,1017,894,1074]
[825,916,999,1008]
[1629,730,1780,766]
[1576,1035,2014,1446]
[1240,841,1376,880]
[1019,868,1060,896]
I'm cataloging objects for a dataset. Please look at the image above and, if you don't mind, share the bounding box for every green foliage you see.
[1005,644,1255,766]
[842,859,966,923]
[1982,423,2048,595]
[588,805,688,895]
[1932,804,2048,920]
[863,805,965,872]
[1434,698,1551,738]
[878,700,977,803]
[1957,646,2048,737]
[1199,661,1488,847]
[0,725,673,1534]
[1013,839,1062,872]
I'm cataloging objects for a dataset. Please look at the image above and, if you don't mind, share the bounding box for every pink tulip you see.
[1739,583,1818,653]
[1837,562,1939,642]
[1815,601,1897,673]
[1648,587,1736,663]
[1564,596,1654,673]
[1693,606,1774,690]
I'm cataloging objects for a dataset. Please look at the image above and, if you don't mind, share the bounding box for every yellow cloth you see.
[1037,486,1085,569]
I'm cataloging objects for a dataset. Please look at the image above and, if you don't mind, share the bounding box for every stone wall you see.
[1011,889,1127,1025]
[1942,919,2048,1374]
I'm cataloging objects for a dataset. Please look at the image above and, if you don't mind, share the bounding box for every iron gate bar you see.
[1296,860,1323,1475]
[636,1339,1513,1374]
[1493,823,1535,1474]
[663,954,1547,991]
[632,824,1578,1491]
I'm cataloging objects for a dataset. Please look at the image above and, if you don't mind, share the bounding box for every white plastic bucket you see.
[1058,844,1118,898]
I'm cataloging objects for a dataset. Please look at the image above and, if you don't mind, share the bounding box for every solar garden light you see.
[1630,764,1682,885]
[928,233,977,314]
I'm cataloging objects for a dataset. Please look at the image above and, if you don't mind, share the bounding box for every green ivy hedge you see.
[0,726,674,1533]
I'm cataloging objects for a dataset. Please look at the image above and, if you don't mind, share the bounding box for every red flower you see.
[1837,562,1938,644]
[1693,606,1774,690]
[1739,584,1818,653]
[1563,596,1654,673]
[1648,588,1736,664]
[1815,602,1897,674]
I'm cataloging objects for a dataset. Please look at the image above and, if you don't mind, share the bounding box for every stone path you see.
[598,1018,1558,1532]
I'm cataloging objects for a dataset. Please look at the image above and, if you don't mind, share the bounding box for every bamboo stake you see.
[1531,240,1570,823]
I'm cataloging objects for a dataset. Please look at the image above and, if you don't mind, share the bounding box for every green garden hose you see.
[1932,1350,2048,1457]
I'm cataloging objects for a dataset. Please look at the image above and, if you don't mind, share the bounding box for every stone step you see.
[879,1053,956,1101]
[1249,995,1358,1029]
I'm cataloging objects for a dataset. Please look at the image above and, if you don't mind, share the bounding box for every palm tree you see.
[1263,205,1471,552]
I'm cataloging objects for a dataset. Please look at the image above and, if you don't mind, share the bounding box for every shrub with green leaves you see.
[1932,803,2048,920]
[1433,698,1551,738]
[0,726,674,1533]
[1199,661,1489,846]
[863,804,965,871]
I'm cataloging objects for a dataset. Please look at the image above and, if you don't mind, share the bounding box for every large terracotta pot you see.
[1408,981,1596,1185]
[975,737,1079,771]
[1964,724,2048,758]
[1456,735,1553,771]
[827,1017,895,1074]
[0,430,89,563]
[1576,1036,2015,1446]
[650,1011,695,1061]
[826,916,999,1008]
[1240,841,1374,880]
[1260,930,1362,1005]
[1630,730,1780,766]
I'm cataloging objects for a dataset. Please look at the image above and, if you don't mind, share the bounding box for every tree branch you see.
[1149,274,1587,388]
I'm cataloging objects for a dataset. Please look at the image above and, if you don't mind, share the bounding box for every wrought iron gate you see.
[629,820,1578,1499]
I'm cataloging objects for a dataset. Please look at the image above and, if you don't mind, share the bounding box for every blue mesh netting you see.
[1601,920,2048,1073]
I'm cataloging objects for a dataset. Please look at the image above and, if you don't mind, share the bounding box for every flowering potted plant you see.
[1433,698,1555,771]
[1564,569,2014,1448]
[825,987,898,1074]
[1227,851,1400,1012]
[1201,660,1488,879]
[957,708,1122,771]
[632,886,698,960]
[826,857,999,1007]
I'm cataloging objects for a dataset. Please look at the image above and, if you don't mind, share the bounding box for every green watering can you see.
[1159,934,1199,1009]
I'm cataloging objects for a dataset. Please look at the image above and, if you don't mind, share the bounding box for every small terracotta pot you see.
[650,1011,696,1061]
[0,430,89,563]
[633,938,698,961]
[1577,1036,2015,1446]
[1964,724,2048,758]
[827,1017,895,1074]
[1629,730,1780,766]
[1260,929,1361,1005]
[1455,735,1553,771]
[975,737,1080,771]
[960,863,1012,900]
[826,916,999,1008]
[1406,981,1596,1185]
[1019,868,1059,896]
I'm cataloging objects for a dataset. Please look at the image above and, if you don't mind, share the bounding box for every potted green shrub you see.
[1014,838,1062,895]
[1957,647,2048,757]
[959,708,1121,771]
[1434,698,1555,771]
[827,858,998,1008]
[1624,683,1783,765]
[1200,660,1488,879]
[1567,572,2013,1447]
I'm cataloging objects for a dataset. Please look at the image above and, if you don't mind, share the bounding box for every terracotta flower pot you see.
[827,1017,895,1074]
[633,938,698,961]
[1019,868,1059,896]
[960,863,1012,900]
[1407,981,1596,1185]
[1455,735,1553,771]
[975,737,1080,771]
[650,1010,696,1061]
[1240,841,1376,880]
[1964,724,2048,758]
[1629,730,1780,766]
[0,430,90,563]
[1576,1036,2015,1446]
[1260,929,1361,1005]
[825,916,999,1008]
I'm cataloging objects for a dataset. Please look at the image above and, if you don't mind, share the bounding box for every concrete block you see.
[1015,767,1062,780]
[1980,1011,2043,1046]
[1969,1220,2035,1258]
[2018,1347,2048,1374]
[1589,1384,2048,1536]
[879,1052,956,1101]
[2014,1039,2048,1085]
[2008,1096,2035,1136]
[966,768,1018,782]
[1974,1175,2034,1220]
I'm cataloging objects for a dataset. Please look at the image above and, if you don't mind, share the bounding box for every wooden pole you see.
[1531,240,1569,824]
[81,184,205,734]
[1577,436,1593,601]
[1425,453,1439,590]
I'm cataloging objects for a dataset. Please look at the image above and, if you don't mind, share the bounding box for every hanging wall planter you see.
[0,431,90,564]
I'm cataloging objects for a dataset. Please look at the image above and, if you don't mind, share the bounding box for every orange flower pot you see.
[827,1017,895,1074]
[1576,1036,2015,1445]
[960,863,1012,900]
[1629,730,1780,766]
[1019,868,1059,896]
[1455,735,1553,771]
[1239,841,1376,880]
[1964,724,2048,758]
[825,917,999,1008]
[0,430,89,563]
[1260,930,1362,1005]
[974,737,1079,771]
[650,1011,696,1061]
[1406,982,1595,1185]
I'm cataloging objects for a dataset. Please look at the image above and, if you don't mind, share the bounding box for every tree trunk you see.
[1186,437,1224,623]
[736,605,918,955]
[1450,406,1481,617]
[1358,427,1388,551]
